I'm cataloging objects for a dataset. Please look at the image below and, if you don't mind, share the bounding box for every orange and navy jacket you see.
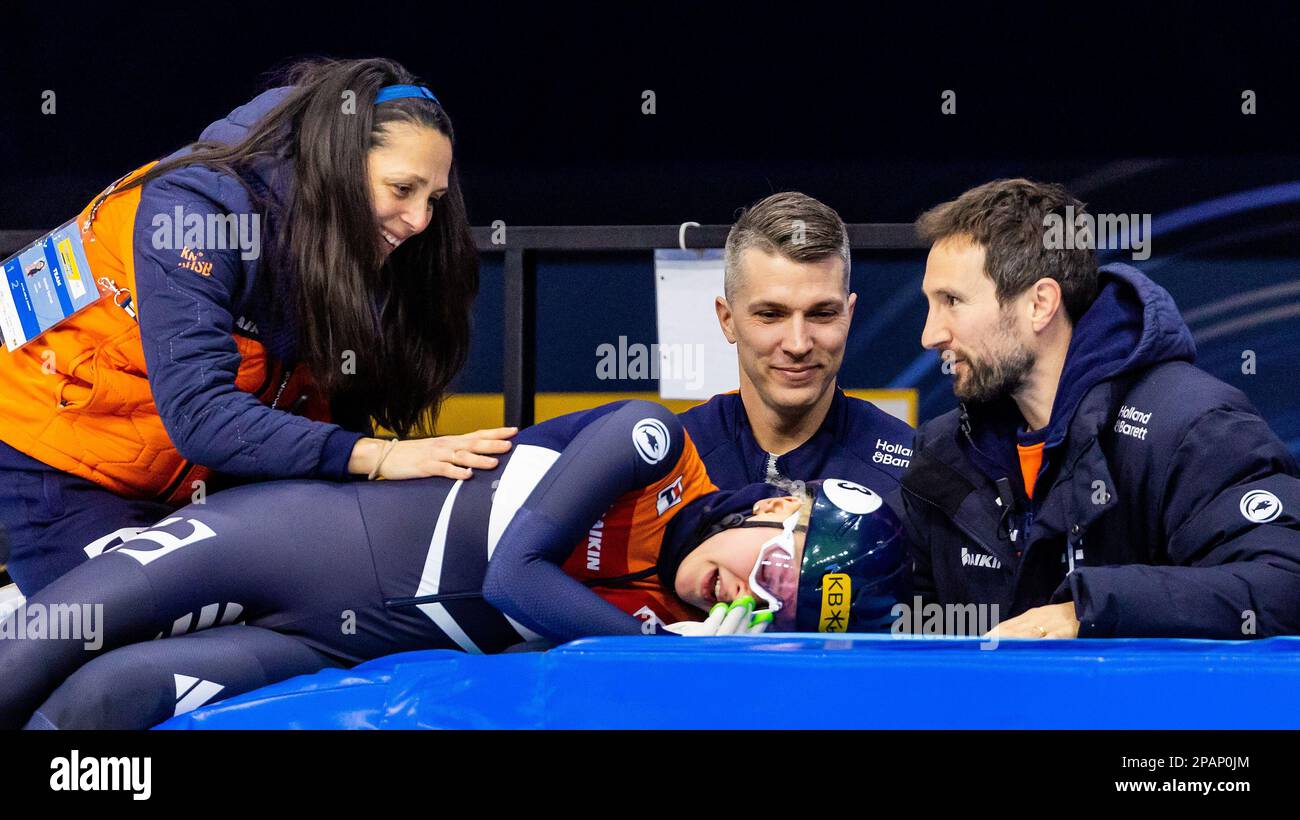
[0,87,362,503]
[481,400,719,641]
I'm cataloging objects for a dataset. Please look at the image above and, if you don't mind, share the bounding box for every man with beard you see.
[899,178,1300,639]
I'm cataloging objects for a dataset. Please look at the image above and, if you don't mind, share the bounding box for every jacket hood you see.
[195,85,298,206]
[963,263,1196,473]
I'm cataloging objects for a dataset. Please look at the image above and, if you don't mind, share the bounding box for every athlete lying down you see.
[0,400,908,729]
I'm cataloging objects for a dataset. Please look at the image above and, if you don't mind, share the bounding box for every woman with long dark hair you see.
[0,58,511,596]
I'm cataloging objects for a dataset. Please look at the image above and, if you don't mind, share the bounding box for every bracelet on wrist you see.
[367,438,400,480]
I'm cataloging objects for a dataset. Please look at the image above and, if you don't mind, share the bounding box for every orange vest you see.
[0,162,327,503]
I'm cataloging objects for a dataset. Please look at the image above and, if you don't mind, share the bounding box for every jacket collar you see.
[905,372,1133,544]
[733,387,847,482]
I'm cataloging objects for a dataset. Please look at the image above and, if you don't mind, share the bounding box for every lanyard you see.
[83,171,140,323]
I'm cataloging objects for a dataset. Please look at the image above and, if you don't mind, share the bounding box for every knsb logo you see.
[656,475,684,516]
[178,245,214,276]
[819,573,851,632]
[1240,489,1283,524]
[632,418,670,465]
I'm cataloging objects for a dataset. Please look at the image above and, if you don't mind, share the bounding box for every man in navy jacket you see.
[680,192,913,499]
[901,179,1300,639]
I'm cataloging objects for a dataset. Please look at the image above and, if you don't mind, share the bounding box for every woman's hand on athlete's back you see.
[349,427,517,480]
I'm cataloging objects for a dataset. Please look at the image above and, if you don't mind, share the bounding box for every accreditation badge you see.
[1,221,103,352]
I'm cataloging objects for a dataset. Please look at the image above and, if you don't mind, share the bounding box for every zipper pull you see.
[270,370,292,409]
[764,452,781,484]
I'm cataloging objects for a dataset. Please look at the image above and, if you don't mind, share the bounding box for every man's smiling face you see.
[717,248,855,416]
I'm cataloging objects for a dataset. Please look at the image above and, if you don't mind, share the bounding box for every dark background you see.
[3,2,1298,449]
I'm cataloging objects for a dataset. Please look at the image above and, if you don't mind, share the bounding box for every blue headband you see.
[374,84,440,105]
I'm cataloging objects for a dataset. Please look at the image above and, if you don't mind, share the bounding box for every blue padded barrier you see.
[157,635,1300,730]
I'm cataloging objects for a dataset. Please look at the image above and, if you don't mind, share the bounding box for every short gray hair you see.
[723,192,851,301]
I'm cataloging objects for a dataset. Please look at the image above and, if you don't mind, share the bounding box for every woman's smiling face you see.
[367,121,452,258]
[674,495,806,611]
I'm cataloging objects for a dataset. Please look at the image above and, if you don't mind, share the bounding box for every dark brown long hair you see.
[114,57,478,436]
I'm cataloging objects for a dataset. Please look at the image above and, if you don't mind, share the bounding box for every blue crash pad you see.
[157,634,1300,729]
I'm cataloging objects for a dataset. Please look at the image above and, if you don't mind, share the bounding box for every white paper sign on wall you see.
[653,249,738,400]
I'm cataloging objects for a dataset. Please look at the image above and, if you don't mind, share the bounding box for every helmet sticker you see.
[632,418,671,465]
[822,479,882,515]
[818,573,851,632]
